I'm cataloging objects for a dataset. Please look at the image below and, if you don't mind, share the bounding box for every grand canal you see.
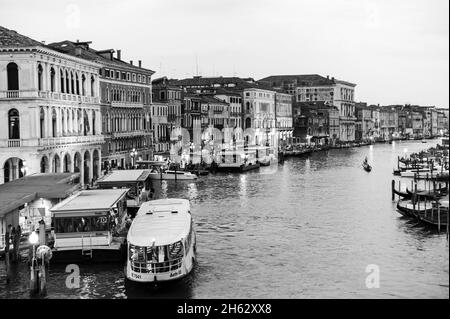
[1,139,448,298]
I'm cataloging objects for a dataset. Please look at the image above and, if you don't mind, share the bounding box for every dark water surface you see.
[1,140,448,298]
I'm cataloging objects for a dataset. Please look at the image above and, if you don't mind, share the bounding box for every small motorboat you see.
[362,161,372,172]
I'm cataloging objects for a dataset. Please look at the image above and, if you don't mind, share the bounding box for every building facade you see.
[152,76,183,160]
[48,41,155,169]
[274,92,293,146]
[259,74,357,142]
[0,26,103,185]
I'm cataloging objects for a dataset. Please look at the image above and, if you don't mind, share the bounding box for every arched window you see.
[76,73,80,95]
[92,111,96,135]
[60,70,65,93]
[52,108,57,137]
[245,117,251,129]
[65,71,70,94]
[50,68,55,92]
[38,64,43,91]
[90,76,95,97]
[72,109,76,134]
[83,110,89,136]
[70,72,75,94]
[40,107,45,138]
[81,74,86,95]
[7,62,19,90]
[8,109,20,139]
[61,109,66,135]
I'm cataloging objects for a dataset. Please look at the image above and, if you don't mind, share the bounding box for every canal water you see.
[1,139,448,298]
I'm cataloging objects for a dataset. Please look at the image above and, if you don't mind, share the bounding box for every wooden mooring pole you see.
[437,205,441,234]
[391,180,395,201]
[4,230,10,284]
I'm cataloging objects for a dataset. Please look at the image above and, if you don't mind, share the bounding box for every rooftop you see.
[97,169,151,184]
[47,40,155,74]
[0,25,43,48]
[50,188,129,213]
[259,74,356,87]
[0,173,81,217]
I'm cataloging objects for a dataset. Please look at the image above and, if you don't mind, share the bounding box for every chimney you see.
[117,49,121,60]
[331,77,335,81]
[75,47,82,56]
[326,75,329,79]
[130,60,133,65]
[138,60,142,68]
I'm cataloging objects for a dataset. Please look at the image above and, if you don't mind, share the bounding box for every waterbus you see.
[136,160,197,180]
[49,188,129,262]
[125,199,196,283]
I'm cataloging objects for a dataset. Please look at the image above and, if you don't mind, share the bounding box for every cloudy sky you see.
[1,0,448,108]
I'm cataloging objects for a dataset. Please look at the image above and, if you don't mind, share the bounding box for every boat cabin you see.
[49,188,129,259]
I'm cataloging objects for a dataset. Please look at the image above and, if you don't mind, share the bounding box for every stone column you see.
[80,154,85,186]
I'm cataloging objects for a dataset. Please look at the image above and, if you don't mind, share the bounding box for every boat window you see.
[168,241,183,259]
[54,215,109,233]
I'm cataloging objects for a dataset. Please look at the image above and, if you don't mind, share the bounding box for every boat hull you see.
[148,173,197,180]
[216,163,261,172]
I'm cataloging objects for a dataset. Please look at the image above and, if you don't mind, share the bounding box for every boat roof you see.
[128,199,191,246]
[136,160,167,166]
[97,170,151,184]
[50,189,129,213]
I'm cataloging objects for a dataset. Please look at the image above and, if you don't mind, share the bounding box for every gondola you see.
[393,187,412,199]
[362,162,372,172]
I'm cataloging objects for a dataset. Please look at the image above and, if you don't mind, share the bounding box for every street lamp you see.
[130,148,138,169]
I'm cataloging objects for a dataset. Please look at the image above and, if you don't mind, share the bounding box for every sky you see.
[0,0,448,108]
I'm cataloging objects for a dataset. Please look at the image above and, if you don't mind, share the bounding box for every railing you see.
[6,90,19,98]
[111,101,144,108]
[0,90,37,99]
[131,257,183,274]
[38,135,104,147]
[111,130,151,138]
[7,139,21,147]
[38,91,99,104]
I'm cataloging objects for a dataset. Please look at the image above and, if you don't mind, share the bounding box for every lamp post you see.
[130,148,138,169]
[29,231,39,295]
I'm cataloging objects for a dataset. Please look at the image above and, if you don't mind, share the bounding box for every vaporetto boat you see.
[125,199,196,283]
[148,170,198,180]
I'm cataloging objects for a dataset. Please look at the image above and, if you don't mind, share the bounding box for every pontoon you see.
[49,188,129,262]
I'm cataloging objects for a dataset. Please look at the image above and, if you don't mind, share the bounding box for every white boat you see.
[125,199,196,283]
[148,170,198,180]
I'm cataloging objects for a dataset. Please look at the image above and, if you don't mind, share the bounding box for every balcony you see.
[0,90,38,99]
[38,135,104,147]
[0,139,21,147]
[110,130,152,138]
[0,90,99,104]
[111,101,144,108]
[39,91,99,104]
